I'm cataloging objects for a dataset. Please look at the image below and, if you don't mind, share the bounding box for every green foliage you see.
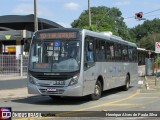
[71,6,131,41]
[83,25,97,31]
[129,18,160,49]
[155,56,160,63]
[139,33,160,50]
[71,6,160,49]
[154,56,160,69]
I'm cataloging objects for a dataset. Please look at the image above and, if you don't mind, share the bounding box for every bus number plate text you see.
[47,88,57,92]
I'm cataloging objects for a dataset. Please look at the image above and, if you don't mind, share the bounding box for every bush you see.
[155,56,160,68]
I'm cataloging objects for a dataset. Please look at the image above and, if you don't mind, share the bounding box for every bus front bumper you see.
[28,82,83,97]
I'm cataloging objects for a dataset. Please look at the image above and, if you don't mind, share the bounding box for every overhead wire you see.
[124,8,160,19]
[144,8,160,15]
[144,13,160,18]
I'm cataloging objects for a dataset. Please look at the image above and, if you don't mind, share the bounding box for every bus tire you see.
[90,81,102,100]
[123,75,130,91]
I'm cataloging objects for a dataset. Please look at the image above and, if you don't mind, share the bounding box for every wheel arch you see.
[97,75,104,91]
[127,72,130,83]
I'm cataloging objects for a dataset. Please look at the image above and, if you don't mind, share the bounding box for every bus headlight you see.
[69,75,79,86]
[28,75,36,84]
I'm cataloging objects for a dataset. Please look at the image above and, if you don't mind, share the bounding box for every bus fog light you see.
[69,75,79,86]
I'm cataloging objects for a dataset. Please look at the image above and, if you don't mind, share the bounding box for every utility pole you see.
[34,0,38,31]
[88,0,91,27]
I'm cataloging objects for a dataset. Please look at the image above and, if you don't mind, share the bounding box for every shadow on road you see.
[11,86,134,105]
[101,86,133,98]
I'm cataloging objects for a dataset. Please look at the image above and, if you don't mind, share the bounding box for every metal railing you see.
[0,54,28,77]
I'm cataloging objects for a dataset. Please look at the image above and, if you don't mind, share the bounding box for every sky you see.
[0,0,160,28]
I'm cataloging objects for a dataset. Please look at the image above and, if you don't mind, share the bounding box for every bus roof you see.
[35,28,81,33]
[34,28,137,47]
[83,29,137,47]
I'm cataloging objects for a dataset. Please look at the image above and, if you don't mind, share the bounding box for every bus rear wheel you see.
[90,81,102,100]
[123,75,130,91]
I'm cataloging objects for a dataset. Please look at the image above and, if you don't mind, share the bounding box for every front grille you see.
[37,83,65,87]
[37,83,50,86]
[39,88,65,94]
[33,75,71,80]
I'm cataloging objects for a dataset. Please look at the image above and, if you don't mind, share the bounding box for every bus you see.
[28,28,138,100]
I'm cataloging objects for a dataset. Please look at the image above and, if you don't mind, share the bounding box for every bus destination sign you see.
[37,32,77,39]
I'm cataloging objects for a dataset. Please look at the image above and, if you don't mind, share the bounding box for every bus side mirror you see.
[24,40,30,52]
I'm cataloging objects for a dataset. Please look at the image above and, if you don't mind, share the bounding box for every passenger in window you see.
[70,49,75,58]
[68,46,80,63]
[67,47,74,58]
[59,52,68,61]
[87,43,94,62]
[87,51,94,61]
[110,45,114,59]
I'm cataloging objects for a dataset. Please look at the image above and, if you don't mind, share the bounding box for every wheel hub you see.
[95,85,100,96]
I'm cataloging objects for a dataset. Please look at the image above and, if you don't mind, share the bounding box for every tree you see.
[139,33,160,51]
[71,6,131,41]
[129,18,160,49]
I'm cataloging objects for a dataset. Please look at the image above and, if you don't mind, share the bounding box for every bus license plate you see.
[47,88,57,92]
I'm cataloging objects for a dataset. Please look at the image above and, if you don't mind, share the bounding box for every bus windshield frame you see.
[29,38,81,73]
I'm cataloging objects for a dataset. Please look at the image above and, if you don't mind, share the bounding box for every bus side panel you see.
[83,66,97,96]
[129,63,138,86]
[103,62,124,90]
[82,30,97,96]
[94,62,111,91]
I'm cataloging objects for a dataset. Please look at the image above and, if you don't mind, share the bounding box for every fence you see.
[0,54,28,77]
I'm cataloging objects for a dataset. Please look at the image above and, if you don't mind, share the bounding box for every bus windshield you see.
[29,40,81,72]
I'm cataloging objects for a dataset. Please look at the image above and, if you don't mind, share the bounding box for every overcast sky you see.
[0,0,160,28]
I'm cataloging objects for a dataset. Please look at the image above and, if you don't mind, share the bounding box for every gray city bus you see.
[28,28,138,100]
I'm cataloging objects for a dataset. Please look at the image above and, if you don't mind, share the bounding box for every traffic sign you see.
[135,12,143,19]
[155,42,160,53]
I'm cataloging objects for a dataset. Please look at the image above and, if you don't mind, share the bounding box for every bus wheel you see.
[123,75,130,91]
[90,81,102,100]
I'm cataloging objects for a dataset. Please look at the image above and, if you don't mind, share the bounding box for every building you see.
[0,14,63,58]
[137,47,156,65]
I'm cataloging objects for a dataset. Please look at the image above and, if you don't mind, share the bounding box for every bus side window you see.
[133,47,137,62]
[87,42,94,62]
[84,37,95,69]
[96,40,106,61]
[115,43,122,61]
[122,45,128,62]
[128,46,133,62]
[106,42,114,61]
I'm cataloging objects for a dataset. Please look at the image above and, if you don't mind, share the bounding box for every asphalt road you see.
[0,77,160,120]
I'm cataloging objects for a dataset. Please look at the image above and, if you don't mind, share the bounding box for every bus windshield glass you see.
[29,40,81,72]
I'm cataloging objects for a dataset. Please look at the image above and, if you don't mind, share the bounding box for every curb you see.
[0,95,35,100]
[142,76,160,90]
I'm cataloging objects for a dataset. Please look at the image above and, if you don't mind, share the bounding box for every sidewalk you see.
[0,87,35,100]
[0,76,29,99]
[141,76,160,91]
[138,65,160,91]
